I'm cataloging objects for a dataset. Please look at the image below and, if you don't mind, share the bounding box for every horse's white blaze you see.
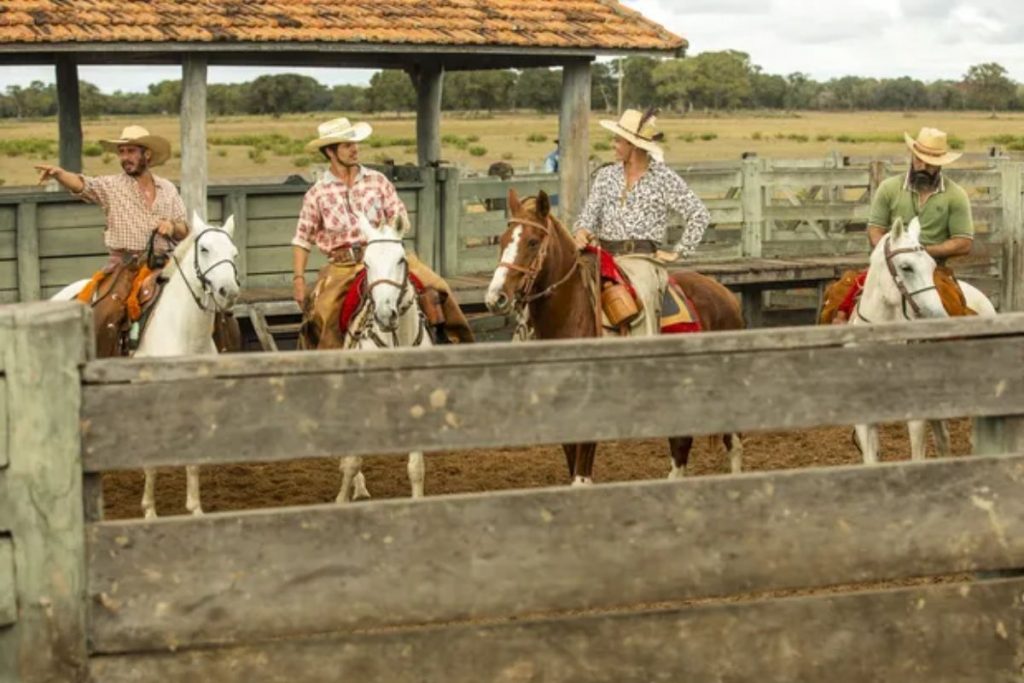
[485,225,522,307]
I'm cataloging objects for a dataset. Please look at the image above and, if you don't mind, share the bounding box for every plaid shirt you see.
[291,167,408,255]
[75,172,186,253]
[574,161,710,256]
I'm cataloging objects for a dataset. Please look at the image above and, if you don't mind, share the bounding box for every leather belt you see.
[597,239,658,255]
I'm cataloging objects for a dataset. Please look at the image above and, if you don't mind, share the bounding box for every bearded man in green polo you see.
[822,126,975,324]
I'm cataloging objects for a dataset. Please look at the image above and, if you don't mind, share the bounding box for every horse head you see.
[485,188,557,315]
[868,216,946,319]
[359,212,409,332]
[185,211,240,311]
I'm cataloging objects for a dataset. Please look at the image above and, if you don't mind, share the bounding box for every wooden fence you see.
[3,300,1024,680]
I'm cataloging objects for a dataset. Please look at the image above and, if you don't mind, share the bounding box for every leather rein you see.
[499,216,579,306]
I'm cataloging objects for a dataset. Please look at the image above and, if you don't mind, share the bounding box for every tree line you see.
[1,53,1020,118]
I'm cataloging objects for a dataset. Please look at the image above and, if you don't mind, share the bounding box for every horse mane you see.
[159,230,199,279]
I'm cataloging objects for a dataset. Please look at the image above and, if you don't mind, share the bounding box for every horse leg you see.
[908,420,928,461]
[142,467,157,520]
[930,419,952,458]
[724,433,744,474]
[571,443,597,486]
[407,451,425,498]
[185,465,203,516]
[562,444,578,481]
[668,436,693,479]
[855,424,881,464]
[338,456,364,504]
[352,470,371,500]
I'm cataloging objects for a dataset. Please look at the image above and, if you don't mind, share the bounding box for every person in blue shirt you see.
[544,139,559,173]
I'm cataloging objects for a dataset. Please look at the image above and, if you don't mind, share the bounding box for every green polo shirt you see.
[867,174,974,244]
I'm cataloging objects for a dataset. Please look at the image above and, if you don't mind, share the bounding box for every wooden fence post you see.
[225,192,249,286]
[0,302,91,681]
[740,157,765,326]
[417,167,439,271]
[15,202,40,302]
[998,158,1023,313]
[180,54,208,222]
[441,166,462,278]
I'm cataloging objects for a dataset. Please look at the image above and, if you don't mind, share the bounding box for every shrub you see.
[699,132,717,141]
[83,143,103,157]
[592,140,612,151]
[469,145,487,157]
[526,133,548,143]
[293,156,311,168]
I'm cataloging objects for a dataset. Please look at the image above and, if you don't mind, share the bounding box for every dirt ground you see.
[102,419,974,520]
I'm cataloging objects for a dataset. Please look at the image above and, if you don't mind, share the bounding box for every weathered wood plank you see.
[763,238,868,258]
[0,536,14,627]
[246,246,327,275]
[441,166,462,277]
[16,203,41,301]
[0,262,16,291]
[763,168,870,187]
[80,316,1024,470]
[88,578,1024,682]
[56,56,83,174]
[414,62,442,167]
[415,167,437,269]
[0,376,7,469]
[454,252,499,276]
[39,255,108,287]
[37,226,106,258]
[764,204,871,221]
[246,193,304,220]
[0,206,16,232]
[0,302,89,680]
[741,158,763,257]
[459,178,560,204]
[87,454,1024,652]
[559,60,590,227]
[946,169,1002,188]
[676,169,742,195]
[36,202,106,230]
[225,193,248,286]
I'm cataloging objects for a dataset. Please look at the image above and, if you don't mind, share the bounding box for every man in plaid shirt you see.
[36,125,239,355]
[293,117,472,349]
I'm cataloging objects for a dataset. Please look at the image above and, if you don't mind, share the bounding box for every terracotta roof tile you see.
[0,0,684,51]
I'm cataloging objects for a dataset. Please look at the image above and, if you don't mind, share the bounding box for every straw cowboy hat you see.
[904,127,962,166]
[100,125,171,166]
[600,108,665,162]
[305,117,373,152]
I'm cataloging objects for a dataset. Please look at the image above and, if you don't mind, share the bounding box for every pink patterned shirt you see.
[291,167,408,255]
[74,172,186,253]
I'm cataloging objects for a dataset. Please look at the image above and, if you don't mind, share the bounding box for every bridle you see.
[499,215,579,307]
[856,235,938,322]
[349,238,426,348]
[171,228,239,314]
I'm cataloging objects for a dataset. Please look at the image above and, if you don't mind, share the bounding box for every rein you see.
[348,238,426,348]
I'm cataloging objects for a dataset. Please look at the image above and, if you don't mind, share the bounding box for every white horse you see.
[52,212,240,518]
[851,216,996,464]
[336,213,432,503]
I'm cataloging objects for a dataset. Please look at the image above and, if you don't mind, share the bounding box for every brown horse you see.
[485,188,744,484]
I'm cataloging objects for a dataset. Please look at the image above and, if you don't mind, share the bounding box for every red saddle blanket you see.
[339,269,427,335]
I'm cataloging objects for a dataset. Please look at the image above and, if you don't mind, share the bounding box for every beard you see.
[910,168,940,192]
[122,157,149,177]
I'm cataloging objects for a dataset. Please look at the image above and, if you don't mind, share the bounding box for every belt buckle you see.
[624,239,635,254]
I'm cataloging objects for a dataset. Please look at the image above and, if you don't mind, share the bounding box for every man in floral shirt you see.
[293,117,472,348]
[572,109,710,335]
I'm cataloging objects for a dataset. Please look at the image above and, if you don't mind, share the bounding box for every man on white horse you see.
[292,117,473,349]
[571,108,710,335]
[822,127,976,324]
[36,125,239,356]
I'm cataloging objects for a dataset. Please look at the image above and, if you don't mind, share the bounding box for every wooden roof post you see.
[559,59,591,228]
[414,62,443,168]
[55,55,82,173]
[181,54,208,221]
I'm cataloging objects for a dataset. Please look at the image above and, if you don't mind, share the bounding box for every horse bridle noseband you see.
[499,216,579,306]
[172,228,240,313]
[857,236,938,322]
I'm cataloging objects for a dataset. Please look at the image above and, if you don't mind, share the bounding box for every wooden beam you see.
[558,60,591,228]
[15,202,40,301]
[87,454,1024,652]
[224,193,248,285]
[0,537,14,628]
[0,302,90,680]
[55,55,83,174]
[180,54,208,221]
[79,314,1024,470]
[441,166,462,277]
[414,63,443,168]
[416,166,439,269]
[741,157,764,257]
[999,158,1023,312]
[89,579,1024,682]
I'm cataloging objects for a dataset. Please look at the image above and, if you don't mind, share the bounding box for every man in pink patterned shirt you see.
[293,117,472,349]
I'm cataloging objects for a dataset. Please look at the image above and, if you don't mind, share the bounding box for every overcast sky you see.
[1,0,1021,93]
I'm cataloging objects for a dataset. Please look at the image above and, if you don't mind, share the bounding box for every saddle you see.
[580,248,702,337]
[76,263,168,357]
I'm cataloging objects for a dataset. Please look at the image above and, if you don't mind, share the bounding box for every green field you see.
[1,110,1021,187]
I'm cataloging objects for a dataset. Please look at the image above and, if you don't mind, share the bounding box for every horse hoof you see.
[143,508,157,520]
[667,468,685,480]
[570,476,593,487]
[335,493,351,505]
[189,506,204,517]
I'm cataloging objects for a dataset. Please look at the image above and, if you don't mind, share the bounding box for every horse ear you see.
[358,212,381,239]
[891,217,904,240]
[396,213,411,237]
[507,188,522,215]
[536,190,551,218]
[221,214,235,237]
[907,216,921,242]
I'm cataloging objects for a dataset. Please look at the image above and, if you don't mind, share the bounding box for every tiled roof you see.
[0,0,685,52]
